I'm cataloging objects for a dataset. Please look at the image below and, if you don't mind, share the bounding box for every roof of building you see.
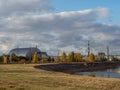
[9,47,40,57]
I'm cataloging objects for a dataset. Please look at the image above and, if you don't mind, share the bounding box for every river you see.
[76,67,120,78]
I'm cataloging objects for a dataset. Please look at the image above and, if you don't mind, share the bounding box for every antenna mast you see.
[88,40,90,56]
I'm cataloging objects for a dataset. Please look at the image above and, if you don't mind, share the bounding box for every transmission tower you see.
[88,40,90,56]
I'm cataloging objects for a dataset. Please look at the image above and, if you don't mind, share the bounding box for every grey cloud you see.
[0,0,53,17]
[0,8,120,55]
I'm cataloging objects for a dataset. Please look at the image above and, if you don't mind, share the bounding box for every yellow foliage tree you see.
[74,53,83,62]
[88,53,95,62]
[54,57,61,63]
[61,51,67,62]
[3,55,8,64]
[32,52,38,63]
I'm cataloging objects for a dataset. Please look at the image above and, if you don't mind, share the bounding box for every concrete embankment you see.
[34,62,120,74]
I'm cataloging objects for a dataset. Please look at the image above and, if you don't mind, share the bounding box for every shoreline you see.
[34,61,120,74]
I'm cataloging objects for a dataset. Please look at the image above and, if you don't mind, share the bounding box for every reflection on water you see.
[77,67,120,78]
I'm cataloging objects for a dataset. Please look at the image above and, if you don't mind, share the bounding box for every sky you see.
[0,0,120,55]
[51,0,120,24]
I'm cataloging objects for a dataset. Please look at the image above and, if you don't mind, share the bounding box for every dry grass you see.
[0,64,120,90]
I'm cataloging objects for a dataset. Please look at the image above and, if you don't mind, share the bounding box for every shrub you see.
[40,58,49,63]
[18,59,26,64]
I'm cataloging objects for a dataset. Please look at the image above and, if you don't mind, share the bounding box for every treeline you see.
[0,51,119,64]
[0,52,54,64]
[56,51,119,63]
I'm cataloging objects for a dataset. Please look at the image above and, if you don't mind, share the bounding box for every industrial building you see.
[9,47,48,59]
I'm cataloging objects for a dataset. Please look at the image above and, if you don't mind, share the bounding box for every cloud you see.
[0,7,120,55]
[96,7,110,18]
[0,0,53,17]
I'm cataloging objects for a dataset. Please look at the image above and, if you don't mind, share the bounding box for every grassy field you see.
[0,64,120,90]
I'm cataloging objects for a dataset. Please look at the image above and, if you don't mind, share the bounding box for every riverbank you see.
[34,62,120,74]
[0,64,120,90]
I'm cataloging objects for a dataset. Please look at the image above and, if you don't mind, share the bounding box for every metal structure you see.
[88,40,90,56]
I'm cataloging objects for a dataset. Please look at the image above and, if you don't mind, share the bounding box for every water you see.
[76,67,120,78]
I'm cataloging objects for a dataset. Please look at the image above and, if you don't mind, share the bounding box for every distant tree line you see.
[0,51,119,64]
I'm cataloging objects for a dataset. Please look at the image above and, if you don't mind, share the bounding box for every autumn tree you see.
[10,53,18,62]
[9,54,12,63]
[74,53,83,62]
[68,53,72,62]
[68,51,75,62]
[3,55,8,64]
[111,56,119,61]
[61,51,67,62]
[32,52,38,63]
[54,57,61,63]
[0,56,2,63]
[88,53,95,62]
